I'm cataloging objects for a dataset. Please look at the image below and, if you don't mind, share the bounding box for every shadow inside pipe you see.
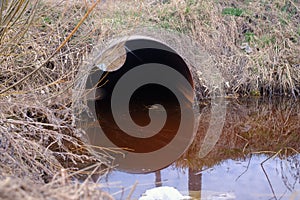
[87,37,197,173]
[96,84,181,153]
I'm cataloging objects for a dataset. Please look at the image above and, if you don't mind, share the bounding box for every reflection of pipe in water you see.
[81,35,200,173]
[155,170,162,187]
[74,30,227,174]
[188,168,202,199]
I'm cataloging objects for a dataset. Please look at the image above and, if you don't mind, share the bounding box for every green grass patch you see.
[260,35,276,47]
[244,31,255,43]
[222,7,244,16]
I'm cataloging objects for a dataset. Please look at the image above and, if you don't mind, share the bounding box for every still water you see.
[96,97,300,200]
[101,154,300,200]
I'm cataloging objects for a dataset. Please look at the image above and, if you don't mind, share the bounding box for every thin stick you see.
[126,181,138,200]
[235,154,252,181]
[260,150,283,200]
[261,159,278,200]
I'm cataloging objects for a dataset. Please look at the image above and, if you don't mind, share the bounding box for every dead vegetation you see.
[144,0,300,97]
[0,0,299,199]
[0,175,114,200]
[0,0,115,199]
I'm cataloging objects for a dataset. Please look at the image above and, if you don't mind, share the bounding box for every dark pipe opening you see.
[91,38,195,154]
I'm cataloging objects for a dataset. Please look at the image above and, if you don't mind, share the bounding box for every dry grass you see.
[145,0,300,97]
[0,175,114,200]
[0,0,299,199]
[0,1,116,199]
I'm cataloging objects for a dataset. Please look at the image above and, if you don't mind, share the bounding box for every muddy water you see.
[98,97,300,200]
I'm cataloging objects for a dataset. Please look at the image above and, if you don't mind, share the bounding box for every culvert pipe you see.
[74,31,226,173]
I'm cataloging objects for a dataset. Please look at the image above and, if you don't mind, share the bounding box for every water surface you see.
[98,97,300,200]
[101,154,300,200]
